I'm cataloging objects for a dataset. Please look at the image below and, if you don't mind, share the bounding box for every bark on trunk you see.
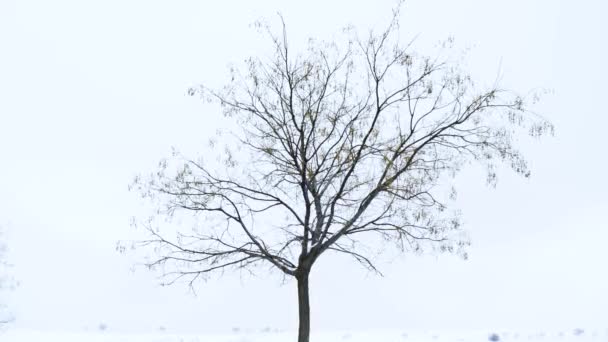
[296,271,311,342]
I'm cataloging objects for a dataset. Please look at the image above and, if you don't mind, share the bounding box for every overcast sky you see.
[1,0,607,335]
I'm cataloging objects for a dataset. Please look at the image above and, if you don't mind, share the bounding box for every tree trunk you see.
[296,271,311,342]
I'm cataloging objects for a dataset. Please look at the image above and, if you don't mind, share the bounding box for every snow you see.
[2,329,607,342]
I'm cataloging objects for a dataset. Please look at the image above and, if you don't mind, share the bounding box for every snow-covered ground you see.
[2,329,607,342]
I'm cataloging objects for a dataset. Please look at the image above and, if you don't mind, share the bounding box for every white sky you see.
[1,0,607,335]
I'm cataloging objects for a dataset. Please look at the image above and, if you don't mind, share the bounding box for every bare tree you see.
[0,227,14,326]
[129,8,552,342]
